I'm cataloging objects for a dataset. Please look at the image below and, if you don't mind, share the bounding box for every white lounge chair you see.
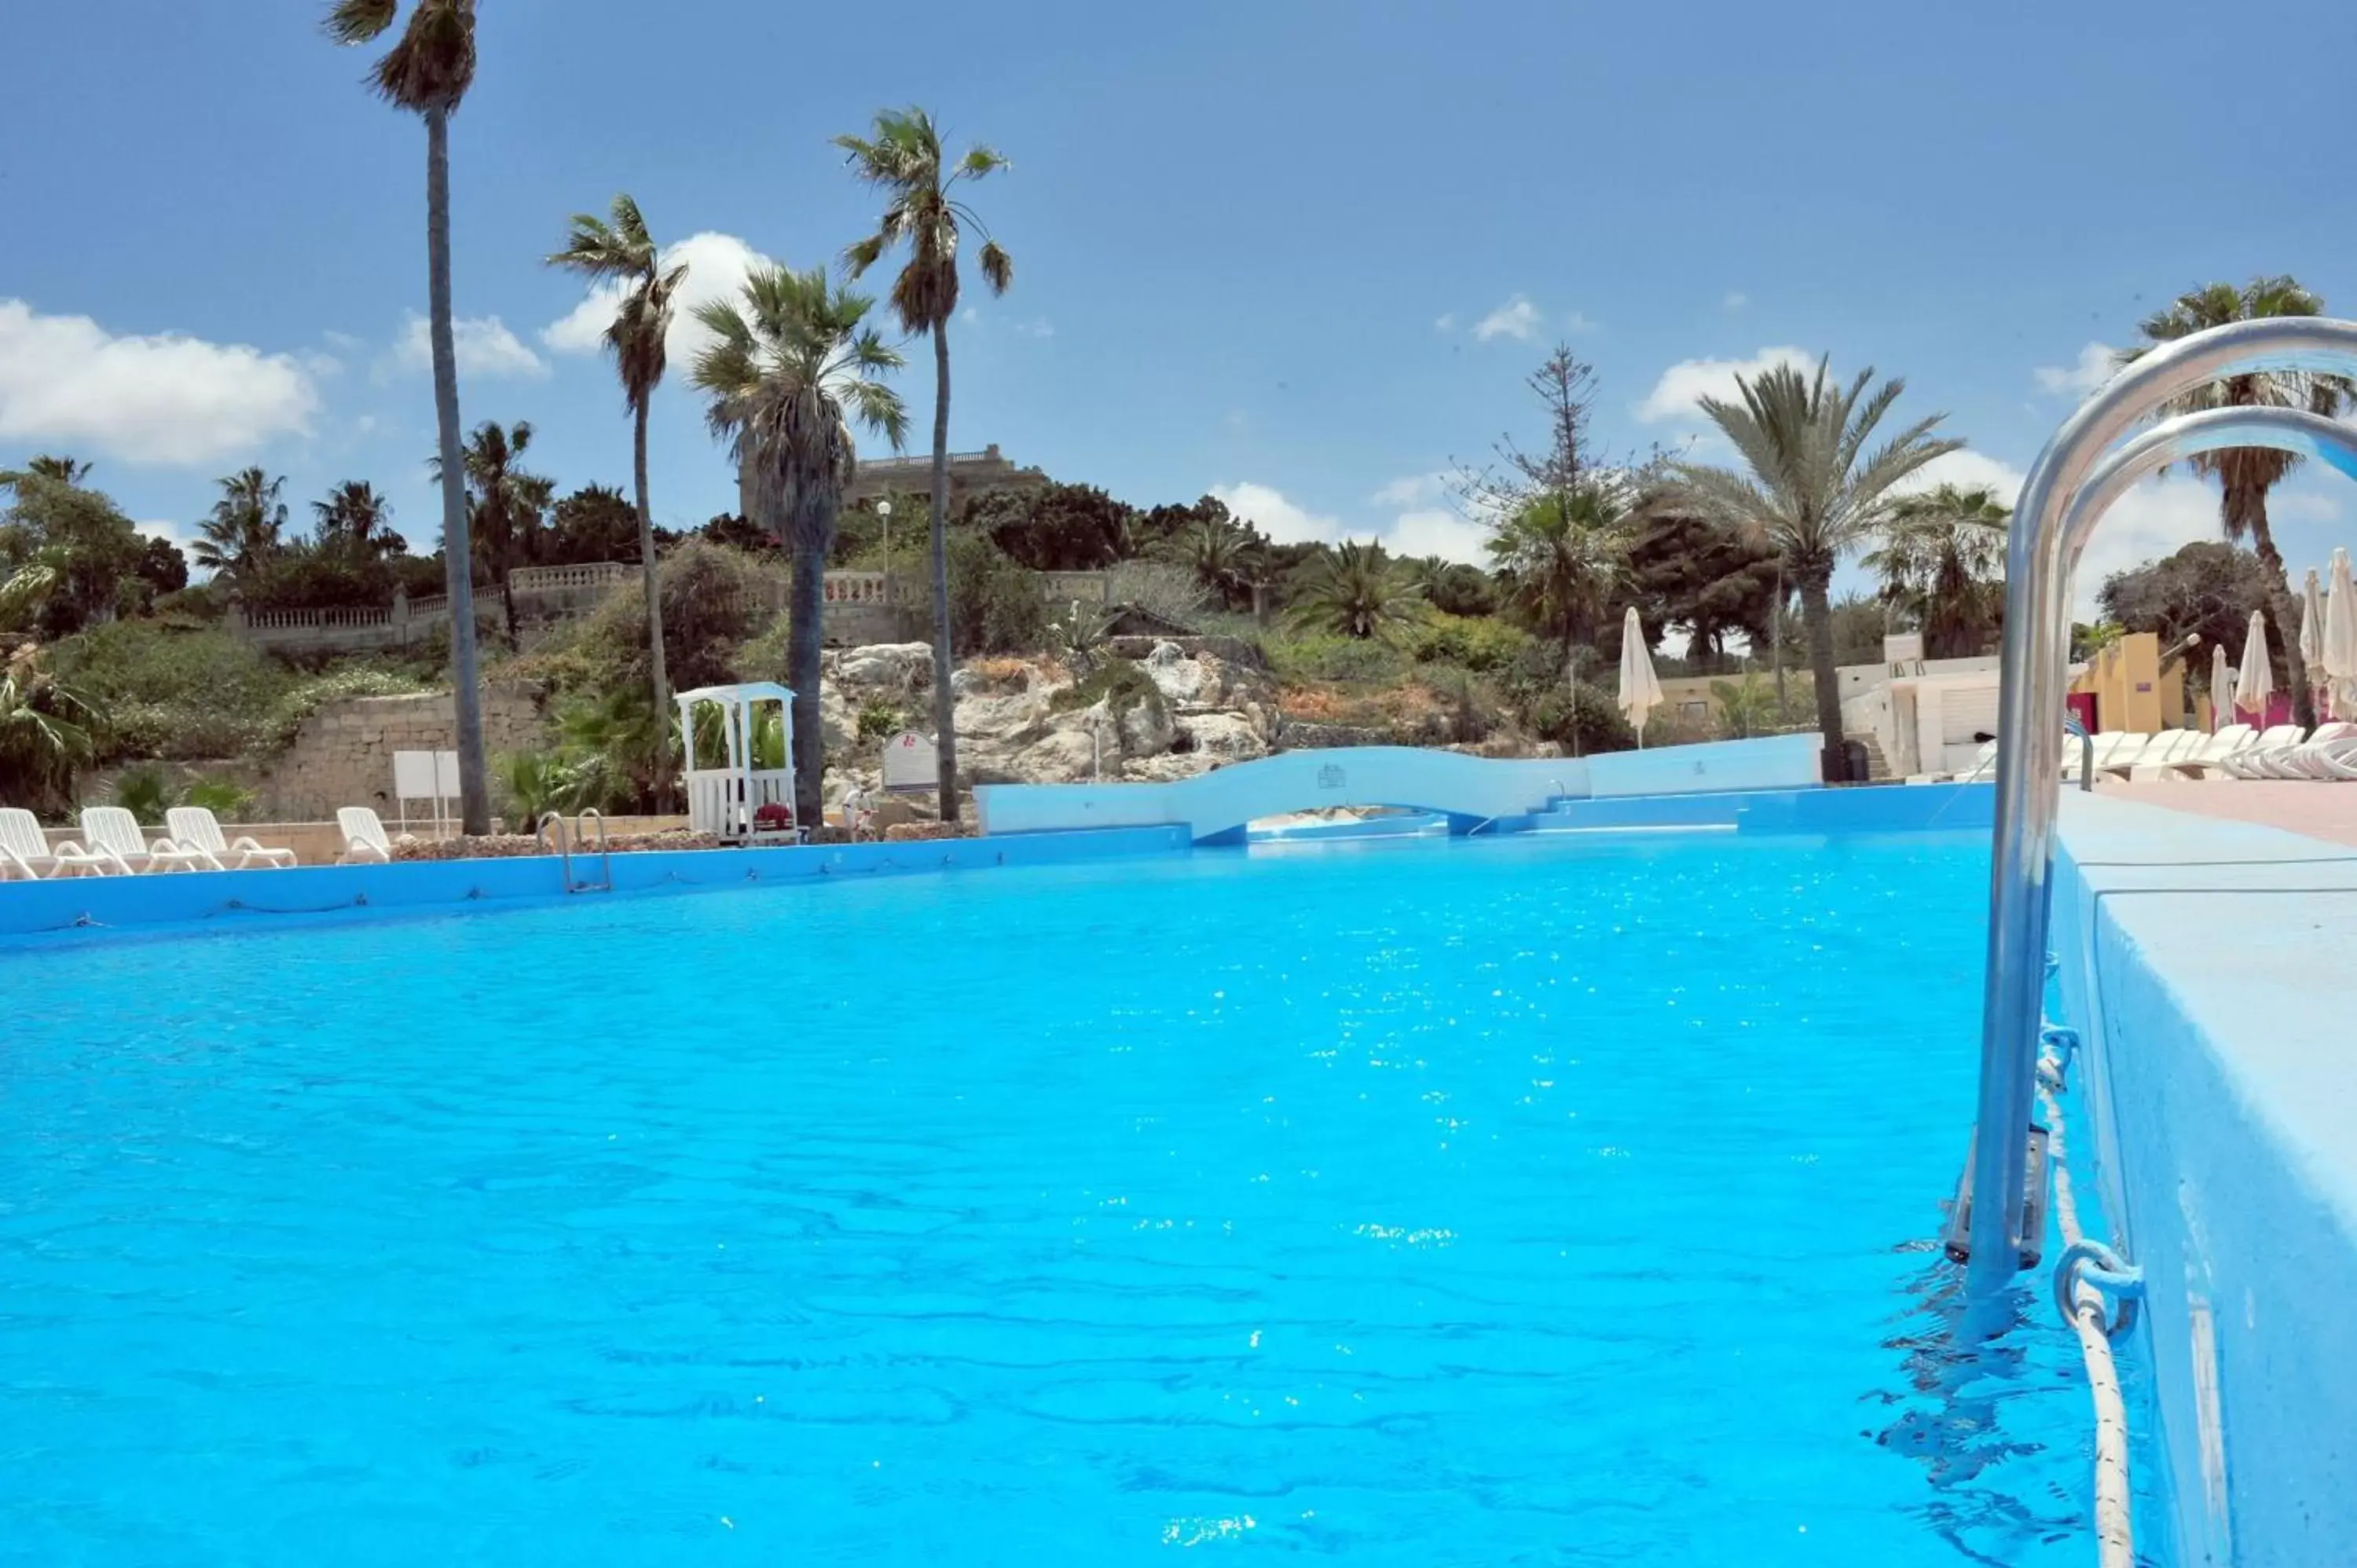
[2067,731,2147,782]
[2148,724,2257,781]
[2109,728,2202,780]
[2219,725,2309,780]
[166,806,297,870]
[79,807,219,874]
[337,806,398,864]
[2258,722,2357,779]
[0,807,110,879]
[2319,737,2357,781]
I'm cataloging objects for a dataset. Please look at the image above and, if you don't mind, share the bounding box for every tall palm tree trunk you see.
[1797,570,1846,780]
[426,105,489,835]
[926,322,959,821]
[2239,492,2318,727]
[786,512,828,830]
[632,398,673,809]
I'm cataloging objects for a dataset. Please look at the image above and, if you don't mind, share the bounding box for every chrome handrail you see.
[2063,716,2092,794]
[1968,321,2357,1299]
[576,808,614,892]
[535,811,576,892]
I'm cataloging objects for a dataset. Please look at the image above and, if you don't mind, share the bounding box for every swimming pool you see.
[4,830,2121,1563]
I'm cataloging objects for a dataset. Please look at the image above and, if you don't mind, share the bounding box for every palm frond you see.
[323,0,398,45]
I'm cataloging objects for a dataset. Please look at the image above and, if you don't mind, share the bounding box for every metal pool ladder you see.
[1960,315,2357,1299]
[536,809,614,895]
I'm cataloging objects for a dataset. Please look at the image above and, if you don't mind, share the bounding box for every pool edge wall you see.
[0,825,1191,943]
[2051,793,2357,1568]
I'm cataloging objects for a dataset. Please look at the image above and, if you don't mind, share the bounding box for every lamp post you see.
[877,496,893,606]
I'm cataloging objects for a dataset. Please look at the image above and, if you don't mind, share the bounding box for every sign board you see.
[391,749,460,830]
[882,731,936,793]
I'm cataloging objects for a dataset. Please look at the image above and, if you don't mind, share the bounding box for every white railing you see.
[242,604,394,630]
[511,562,631,595]
[825,571,893,605]
[684,768,794,837]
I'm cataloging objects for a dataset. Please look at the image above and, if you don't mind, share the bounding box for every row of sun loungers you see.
[0,806,399,880]
[1913,723,2357,785]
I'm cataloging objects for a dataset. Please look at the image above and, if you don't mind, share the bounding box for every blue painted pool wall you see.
[0,825,1191,943]
[1533,782,1992,833]
[2048,797,2357,1567]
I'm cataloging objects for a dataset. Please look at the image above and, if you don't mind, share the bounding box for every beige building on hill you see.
[736,443,1049,518]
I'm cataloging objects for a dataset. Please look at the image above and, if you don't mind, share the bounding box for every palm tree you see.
[547,193,687,802]
[0,643,94,815]
[324,0,490,833]
[24,456,93,485]
[192,467,289,582]
[1488,481,1633,683]
[1168,518,1263,610]
[1672,357,1959,774]
[691,265,907,828]
[433,420,546,644]
[1864,483,2009,658]
[1289,540,1418,639]
[837,108,1014,823]
[2124,277,2353,724]
[311,481,405,557]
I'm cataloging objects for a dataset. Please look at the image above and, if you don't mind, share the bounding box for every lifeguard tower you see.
[675,682,798,839]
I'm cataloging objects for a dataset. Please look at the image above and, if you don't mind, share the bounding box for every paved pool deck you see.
[2091,777,2357,848]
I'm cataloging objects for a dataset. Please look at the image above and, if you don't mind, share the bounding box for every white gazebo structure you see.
[675,682,797,839]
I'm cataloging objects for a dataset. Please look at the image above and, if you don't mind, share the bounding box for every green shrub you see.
[1519,682,1637,754]
[856,697,906,742]
[183,777,255,819]
[948,532,1048,654]
[1047,660,1165,724]
[1264,632,1410,686]
[51,622,293,760]
[1406,611,1534,673]
[1419,665,1503,745]
[109,764,174,822]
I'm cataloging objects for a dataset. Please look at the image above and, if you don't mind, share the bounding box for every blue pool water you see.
[5,831,2112,1563]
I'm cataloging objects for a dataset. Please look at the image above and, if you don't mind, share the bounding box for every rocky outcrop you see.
[815,639,1281,804]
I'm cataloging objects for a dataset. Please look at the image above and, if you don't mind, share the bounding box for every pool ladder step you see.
[535,810,614,894]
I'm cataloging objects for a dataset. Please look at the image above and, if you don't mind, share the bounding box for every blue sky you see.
[5,0,2355,612]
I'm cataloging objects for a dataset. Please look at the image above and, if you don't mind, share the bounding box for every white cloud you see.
[1387,507,1489,564]
[1722,291,1750,312]
[1433,312,1457,332]
[1474,295,1541,343]
[0,299,319,465]
[2033,342,2117,398]
[1372,471,1448,507]
[1637,346,1816,423]
[1211,482,1487,566]
[1212,482,1340,546]
[395,313,546,379]
[541,231,777,372]
[1896,449,2028,506]
[1562,311,1599,334]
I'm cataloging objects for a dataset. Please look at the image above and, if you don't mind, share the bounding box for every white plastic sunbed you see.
[166,807,296,870]
[2146,724,2257,781]
[2256,722,2357,779]
[79,807,219,874]
[2107,728,2202,780]
[337,807,397,864]
[2063,732,2144,783]
[2216,726,2310,778]
[0,807,110,879]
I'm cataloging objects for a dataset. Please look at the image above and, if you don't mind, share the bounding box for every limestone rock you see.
[832,643,935,693]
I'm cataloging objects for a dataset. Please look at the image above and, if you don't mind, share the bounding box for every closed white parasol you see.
[1617,605,1664,746]
[2325,547,2356,720]
[2233,609,2275,725]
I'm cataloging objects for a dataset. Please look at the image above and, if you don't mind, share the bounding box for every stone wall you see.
[253,687,549,822]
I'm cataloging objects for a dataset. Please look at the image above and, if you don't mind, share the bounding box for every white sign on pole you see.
[882,731,936,794]
[391,749,462,832]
